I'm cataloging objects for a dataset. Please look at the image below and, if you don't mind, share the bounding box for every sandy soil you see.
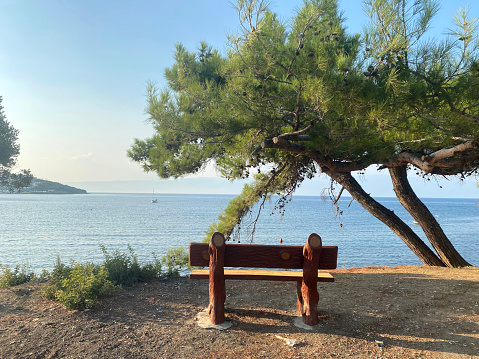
[0,265,478,359]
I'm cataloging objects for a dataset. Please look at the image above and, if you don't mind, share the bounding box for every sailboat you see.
[151,190,158,203]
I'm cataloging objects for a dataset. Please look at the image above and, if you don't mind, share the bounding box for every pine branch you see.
[422,140,476,165]
[445,98,479,123]
[384,140,479,175]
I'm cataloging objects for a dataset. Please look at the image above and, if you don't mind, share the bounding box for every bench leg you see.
[208,233,226,324]
[296,281,303,313]
[297,279,319,326]
[208,273,226,324]
[298,234,321,326]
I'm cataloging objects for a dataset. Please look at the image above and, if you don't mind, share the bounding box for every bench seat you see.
[190,268,335,282]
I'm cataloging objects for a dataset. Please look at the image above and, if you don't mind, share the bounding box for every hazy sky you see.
[1,0,478,196]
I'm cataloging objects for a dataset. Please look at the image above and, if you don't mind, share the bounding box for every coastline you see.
[0,265,478,358]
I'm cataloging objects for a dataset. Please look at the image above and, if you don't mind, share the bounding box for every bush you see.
[161,247,189,277]
[0,263,35,287]
[32,244,189,310]
[40,246,165,310]
[100,244,162,285]
[41,260,119,310]
[50,255,72,282]
[138,252,163,281]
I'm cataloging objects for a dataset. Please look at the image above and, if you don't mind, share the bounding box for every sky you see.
[1,0,478,197]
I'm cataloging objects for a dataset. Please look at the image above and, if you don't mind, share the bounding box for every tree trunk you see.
[388,165,471,267]
[323,169,445,266]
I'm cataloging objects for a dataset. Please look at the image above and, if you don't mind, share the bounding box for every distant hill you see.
[24,178,87,194]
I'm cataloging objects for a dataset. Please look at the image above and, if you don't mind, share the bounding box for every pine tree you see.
[129,0,478,267]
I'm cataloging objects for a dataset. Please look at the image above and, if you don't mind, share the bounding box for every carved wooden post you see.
[208,232,226,324]
[297,233,322,326]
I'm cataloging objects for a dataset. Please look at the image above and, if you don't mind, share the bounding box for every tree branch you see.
[445,97,479,123]
[383,143,479,175]
[274,123,314,142]
[264,134,479,175]
[422,140,476,165]
[262,137,372,172]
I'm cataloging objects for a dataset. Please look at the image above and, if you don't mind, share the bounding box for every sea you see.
[0,193,478,273]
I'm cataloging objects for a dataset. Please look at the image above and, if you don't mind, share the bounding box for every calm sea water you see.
[0,193,477,272]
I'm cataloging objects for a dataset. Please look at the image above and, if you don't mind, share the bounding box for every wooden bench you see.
[189,232,338,326]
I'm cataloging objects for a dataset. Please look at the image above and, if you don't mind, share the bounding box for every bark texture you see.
[324,169,445,267]
[389,166,471,267]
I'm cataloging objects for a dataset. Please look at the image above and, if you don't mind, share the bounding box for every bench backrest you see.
[189,242,338,270]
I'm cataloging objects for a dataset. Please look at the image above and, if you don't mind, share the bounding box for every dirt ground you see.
[0,265,478,359]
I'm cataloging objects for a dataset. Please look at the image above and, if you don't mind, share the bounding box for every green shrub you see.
[50,256,72,282]
[35,245,189,310]
[138,252,162,281]
[40,257,69,300]
[100,244,140,285]
[100,244,162,285]
[40,281,58,301]
[161,247,189,277]
[42,261,119,310]
[39,256,72,300]
[38,269,51,281]
[40,247,164,310]
[0,263,35,287]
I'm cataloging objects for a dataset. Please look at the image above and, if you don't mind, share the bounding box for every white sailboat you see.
[151,190,158,203]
